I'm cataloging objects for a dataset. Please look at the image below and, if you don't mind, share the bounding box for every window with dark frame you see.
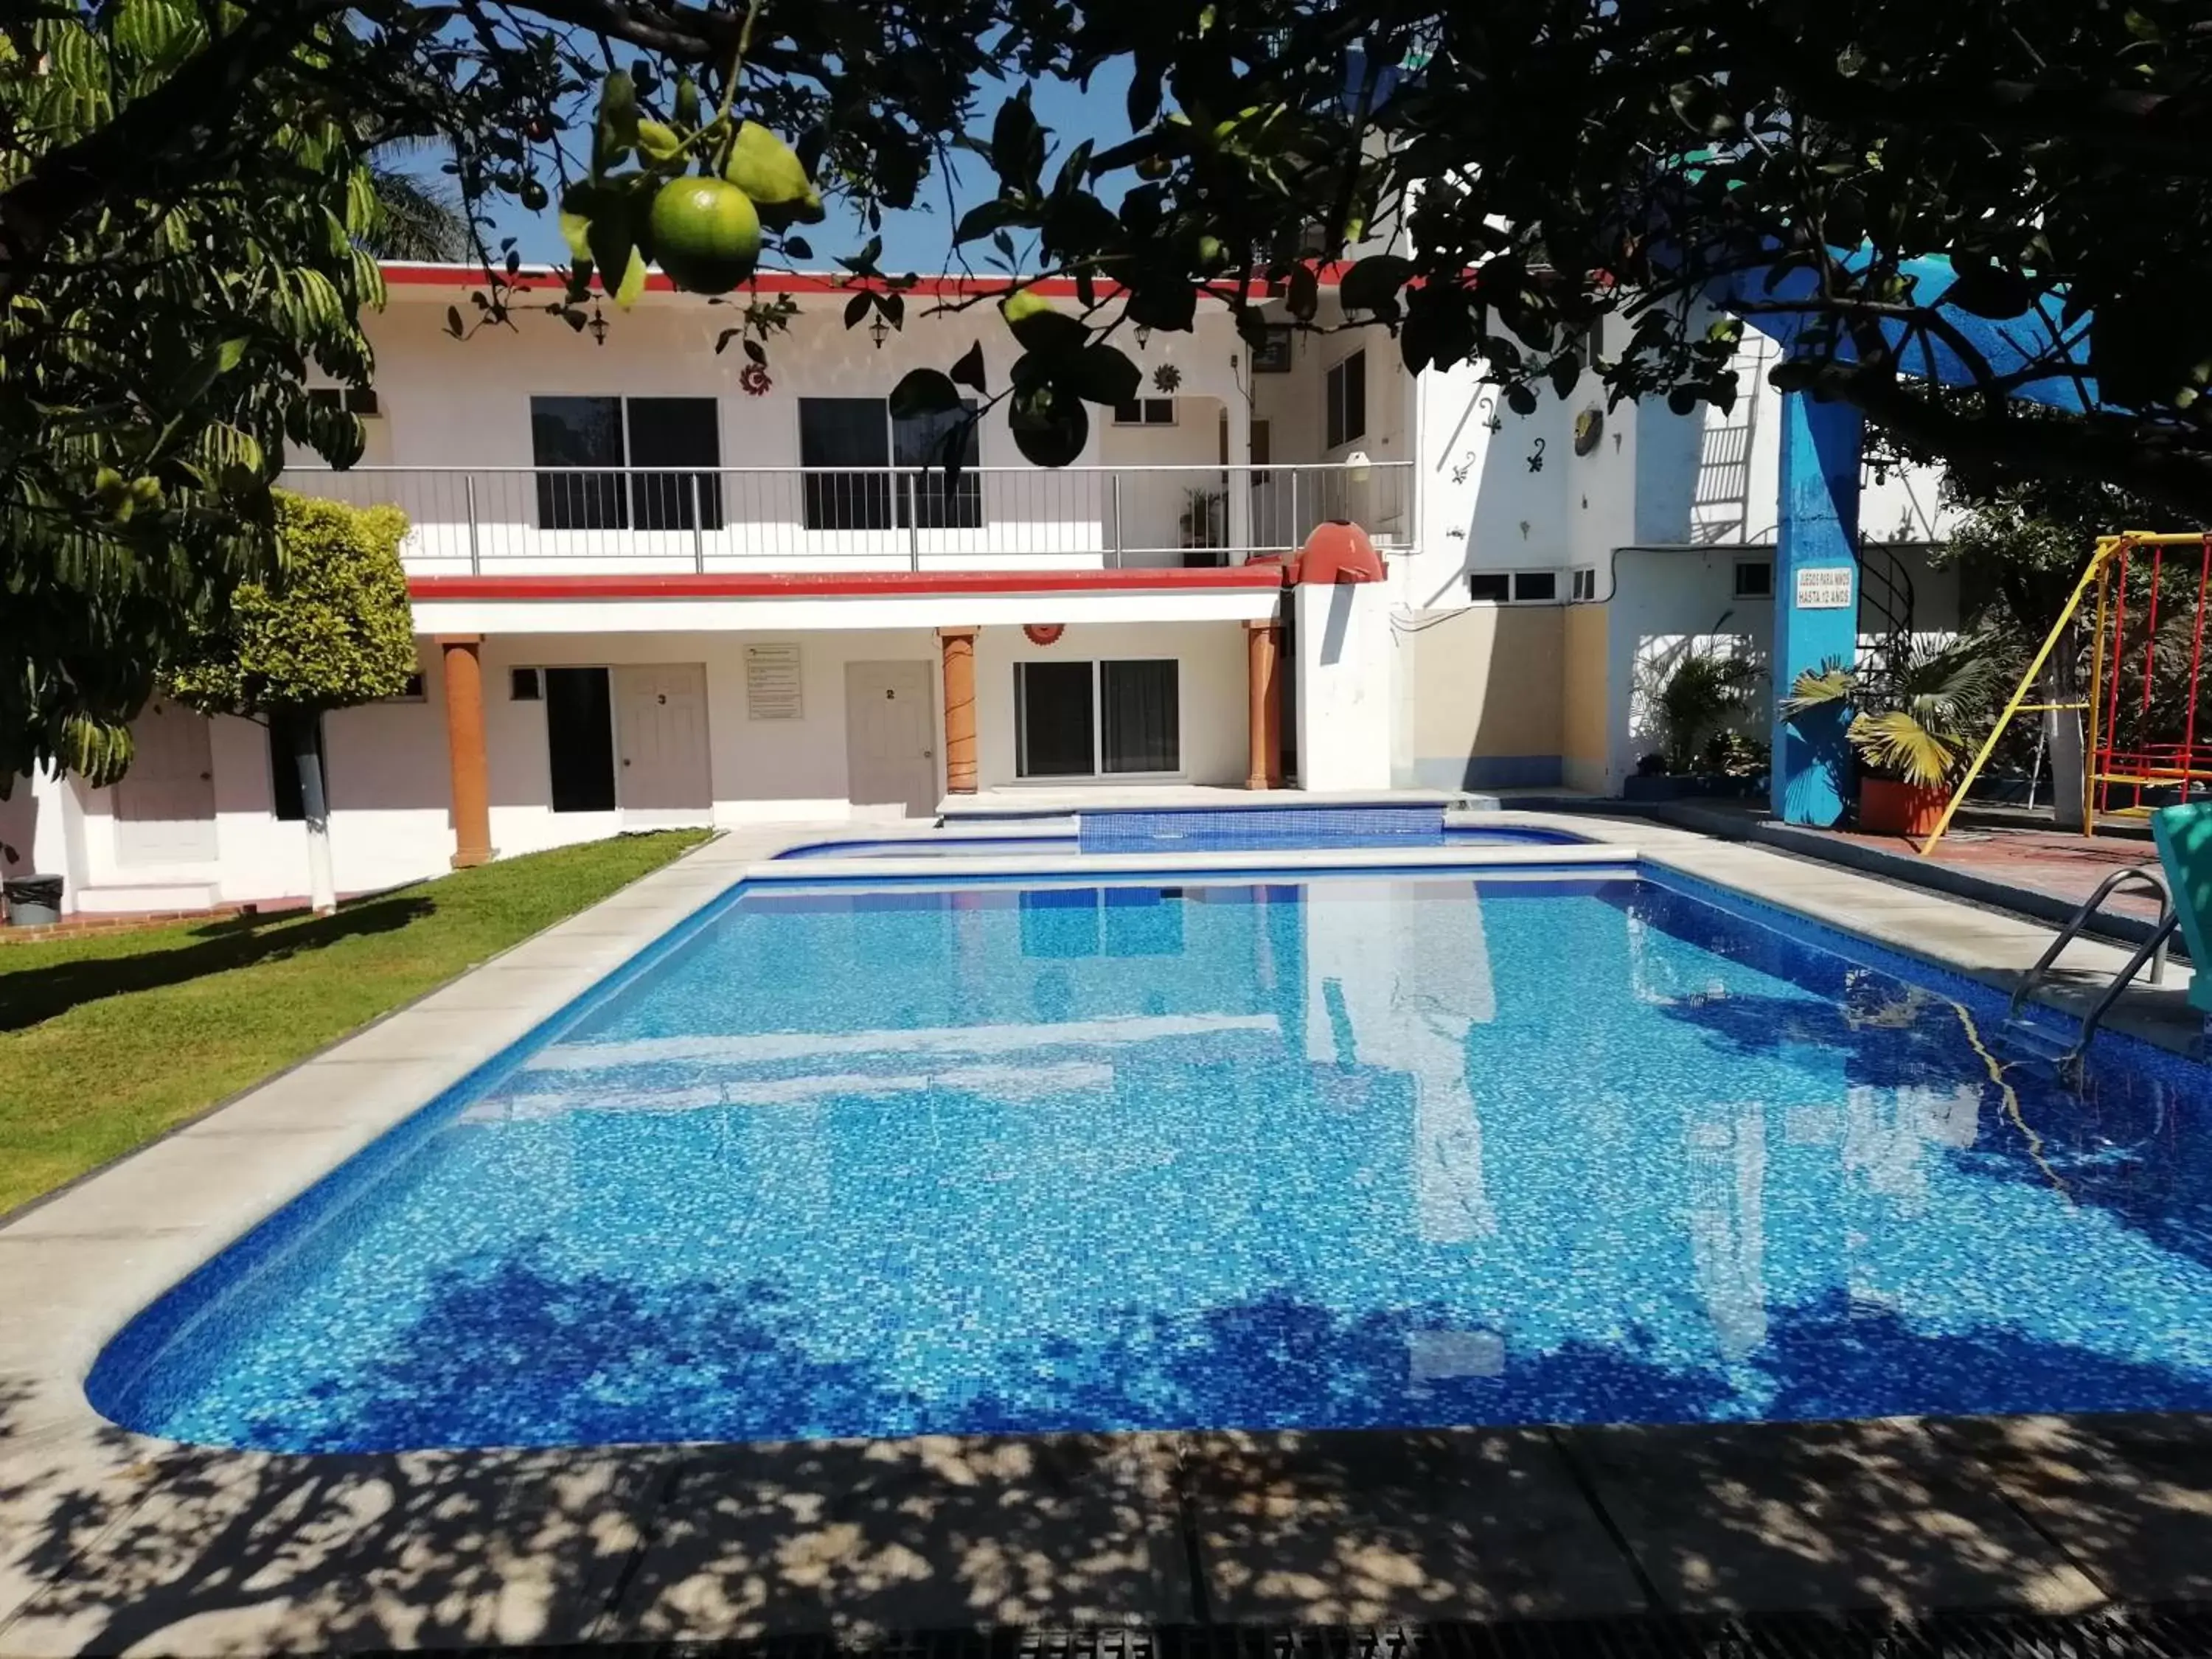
[1512,570,1557,602]
[1015,660,1180,778]
[798,397,891,530]
[1325,351,1366,451]
[1571,567,1598,601]
[798,397,984,532]
[891,401,983,529]
[626,397,724,531]
[1467,571,1511,602]
[1734,559,1775,599]
[544,667,616,813]
[1111,399,1177,426]
[1014,661,1094,778]
[532,396,625,530]
[530,397,721,532]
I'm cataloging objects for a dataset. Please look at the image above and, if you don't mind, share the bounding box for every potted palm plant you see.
[1624,647,1764,799]
[1781,635,2008,835]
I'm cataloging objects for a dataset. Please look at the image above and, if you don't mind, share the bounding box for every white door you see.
[613,664,712,824]
[844,661,938,817]
[114,700,218,865]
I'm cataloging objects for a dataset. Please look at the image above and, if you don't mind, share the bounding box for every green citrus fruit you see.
[723,121,824,230]
[648,176,761,294]
[999,288,1087,357]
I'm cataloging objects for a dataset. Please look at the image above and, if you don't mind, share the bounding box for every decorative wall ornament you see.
[1023,623,1066,646]
[1573,406,1605,456]
[739,361,773,397]
[1526,437,1546,473]
[1151,363,1183,394]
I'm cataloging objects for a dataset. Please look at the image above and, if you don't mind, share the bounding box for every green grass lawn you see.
[0,830,709,1217]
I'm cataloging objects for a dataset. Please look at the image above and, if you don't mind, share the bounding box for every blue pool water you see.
[91,869,2212,1453]
[775,825,1583,859]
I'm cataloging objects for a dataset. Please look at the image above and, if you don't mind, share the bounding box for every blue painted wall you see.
[1770,395,1863,826]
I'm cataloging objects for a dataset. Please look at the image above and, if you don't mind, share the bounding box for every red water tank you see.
[1293,520,1385,585]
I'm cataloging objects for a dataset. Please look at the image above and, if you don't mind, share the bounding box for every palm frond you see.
[1779,661,1855,718]
[1848,711,1959,789]
[364,159,468,262]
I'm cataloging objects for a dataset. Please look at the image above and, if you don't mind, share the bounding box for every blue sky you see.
[474,65,1133,276]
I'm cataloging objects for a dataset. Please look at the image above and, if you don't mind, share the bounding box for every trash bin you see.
[2,874,64,928]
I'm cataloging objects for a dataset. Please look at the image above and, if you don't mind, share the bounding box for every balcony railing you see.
[282,462,1413,574]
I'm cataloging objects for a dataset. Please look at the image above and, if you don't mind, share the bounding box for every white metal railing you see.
[280,462,1413,574]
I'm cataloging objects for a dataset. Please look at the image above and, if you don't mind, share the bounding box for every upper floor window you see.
[1112,399,1177,426]
[1325,350,1366,451]
[1468,569,1561,604]
[1734,559,1774,599]
[799,397,982,532]
[530,396,721,532]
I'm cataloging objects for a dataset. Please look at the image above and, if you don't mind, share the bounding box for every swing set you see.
[1921,531,2212,855]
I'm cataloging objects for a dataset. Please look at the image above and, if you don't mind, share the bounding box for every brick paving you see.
[1834,823,2171,922]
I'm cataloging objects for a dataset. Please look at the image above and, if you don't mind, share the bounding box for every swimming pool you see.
[775,824,1585,859]
[89,865,2212,1453]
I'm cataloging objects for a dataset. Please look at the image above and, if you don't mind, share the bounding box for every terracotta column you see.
[939,626,978,794]
[1245,617,1284,790]
[437,635,495,868]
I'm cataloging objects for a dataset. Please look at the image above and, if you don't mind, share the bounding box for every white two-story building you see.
[1,264,1958,915]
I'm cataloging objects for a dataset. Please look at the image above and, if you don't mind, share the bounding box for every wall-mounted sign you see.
[1794,567,1854,611]
[744,644,803,720]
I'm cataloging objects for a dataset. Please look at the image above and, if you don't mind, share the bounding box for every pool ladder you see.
[2000,863,2177,1079]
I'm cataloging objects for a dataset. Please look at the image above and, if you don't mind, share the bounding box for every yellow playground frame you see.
[1921,532,2212,856]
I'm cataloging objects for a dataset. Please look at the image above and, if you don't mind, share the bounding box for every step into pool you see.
[90,867,2212,1453]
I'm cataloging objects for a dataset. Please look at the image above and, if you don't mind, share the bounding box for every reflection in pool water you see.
[90,872,2212,1452]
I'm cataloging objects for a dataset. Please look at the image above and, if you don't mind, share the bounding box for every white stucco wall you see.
[1599,542,1964,791]
[1295,582,1397,790]
[973,620,1249,790]
[296,287,1259,577]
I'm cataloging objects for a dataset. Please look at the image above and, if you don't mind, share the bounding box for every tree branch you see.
[0,0,351,283]
[1831,366,2212,523]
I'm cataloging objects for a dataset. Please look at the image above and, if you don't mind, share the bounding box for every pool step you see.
[1994,1016,2081,1071]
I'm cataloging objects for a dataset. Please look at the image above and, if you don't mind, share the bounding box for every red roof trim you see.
[408,567,1287,602]
[376,261,1356,300]
[378,263,1102,299]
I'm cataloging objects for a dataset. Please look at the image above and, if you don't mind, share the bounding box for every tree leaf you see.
[1059,342,1142,406]
[990,87,1046,191]
[844,291,872,328]
[889,367,962,420]
[1339,254,1413,314]
[950,340,989,394]
[613,246,649,309]
[1009,385,1089,467]
[956,198,1023,245]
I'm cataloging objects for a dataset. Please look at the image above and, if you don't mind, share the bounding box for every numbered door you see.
[114,700,218,865]
[844,661,938,817]
[613,664,712,824]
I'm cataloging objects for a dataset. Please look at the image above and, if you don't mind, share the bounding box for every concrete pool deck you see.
[4,813,2212,1654]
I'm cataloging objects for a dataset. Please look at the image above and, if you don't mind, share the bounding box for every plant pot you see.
[1857,777,1950,836]
[3,874,64,927]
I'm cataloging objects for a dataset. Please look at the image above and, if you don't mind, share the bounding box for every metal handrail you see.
[279,459,1416,574]
[283,462,1416,477]
[2004,860,2177,1077]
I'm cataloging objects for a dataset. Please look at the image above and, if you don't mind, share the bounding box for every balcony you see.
[283,462,1412,575]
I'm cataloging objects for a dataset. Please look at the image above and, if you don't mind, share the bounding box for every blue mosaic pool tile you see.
[1079,804,1449,851]
[86,866,2212,1453]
